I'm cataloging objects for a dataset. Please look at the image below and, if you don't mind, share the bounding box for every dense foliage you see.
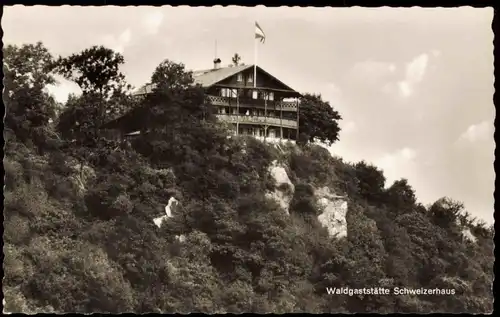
[3,42,494,314]
[298,93,342,146]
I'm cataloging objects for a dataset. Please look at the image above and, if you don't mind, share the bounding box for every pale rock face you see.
[153,216,168,228]
[70,163,96,193]
[314,186,348,238]
[462,228,477,243]
[269,161,293,186]
[266,160,295,215]
[175,234,186,242]
[153,197,179,228]
[3,298,9,314]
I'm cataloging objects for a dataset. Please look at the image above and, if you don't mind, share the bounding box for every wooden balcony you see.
[207,95,298,111]
[215,114,298,129]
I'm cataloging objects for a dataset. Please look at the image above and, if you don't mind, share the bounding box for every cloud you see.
[142,10,164,35]
[45,75,82,103]
[350,53,431,100]
[96,28,132,54]
[119,28,132,45]
[456,120,493,145]
[373,147,418,187]
[342,121,358,135]
[323,82,343,108]
[397,81,412,98]
[406,53,429,83]
[348,61,396,86]
[397,53,429,98]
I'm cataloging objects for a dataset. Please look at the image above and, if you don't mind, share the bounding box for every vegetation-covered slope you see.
[2,43,494,314]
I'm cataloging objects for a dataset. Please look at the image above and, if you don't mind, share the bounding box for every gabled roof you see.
[133,64,299,96]
[133,83,156,96]
[192,64,252,87]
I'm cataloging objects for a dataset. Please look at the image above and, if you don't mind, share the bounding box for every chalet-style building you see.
[103,59,301,141]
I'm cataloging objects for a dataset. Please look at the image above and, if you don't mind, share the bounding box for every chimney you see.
[213,58,221,69]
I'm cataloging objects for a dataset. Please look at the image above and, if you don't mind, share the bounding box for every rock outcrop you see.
[462,228,477,243]
[314,186,348,238]
[153,196,179,228]
[266,160,295,215]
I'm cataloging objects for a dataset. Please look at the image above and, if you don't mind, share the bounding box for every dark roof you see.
[101,106,148,131]
[133,64,299,96]
[192,64,252,87]
[133,83,156,96]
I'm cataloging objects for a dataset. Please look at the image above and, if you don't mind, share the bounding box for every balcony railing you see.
[207,95,298,111]
[215,114,298,129]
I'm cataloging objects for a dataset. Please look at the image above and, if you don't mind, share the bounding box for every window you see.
[269,92,274,101]
[252,90,258,99]
[237,73,243,82]
[248,73,254,83]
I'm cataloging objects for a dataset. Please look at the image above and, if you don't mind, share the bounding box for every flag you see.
[255,22,266,43]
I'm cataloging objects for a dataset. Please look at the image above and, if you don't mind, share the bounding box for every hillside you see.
[2,43,494,314]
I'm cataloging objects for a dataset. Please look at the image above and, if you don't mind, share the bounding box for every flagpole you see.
[254,26,260,140]
[253,37,257,89]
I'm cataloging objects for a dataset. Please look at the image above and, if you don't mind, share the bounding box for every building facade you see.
[105,59,301,141]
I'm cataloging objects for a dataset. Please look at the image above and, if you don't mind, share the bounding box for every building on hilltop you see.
[102,58,301,142]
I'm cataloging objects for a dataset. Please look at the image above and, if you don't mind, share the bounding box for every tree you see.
[385,179,417,214]
[354,161,386,203]
[150,59,195,92]
[54,46,134,135]
[146,59,214,124]
[136,59,216,163]
[4,42,59,150]
[231,53,242,66]
[428,197,464,229]
[289,183,318,216]
[54,45,130,98]
[53,46,134,182]
[298,93,342,146]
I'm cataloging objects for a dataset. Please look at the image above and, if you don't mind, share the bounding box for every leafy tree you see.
[289,183,317,216]
[54,46,134,179]
[135,60,217,165]
[232,53,242,66]
[343,203,391,312]
[56,94,100,142]
[150,59,195,92]
[354,161,386,203]
[298,93,342,146]
[4,42,58,150]
[54,45,130,98]
[145,59,215,127]
[55,94,106,180]
[385,178,417,214]
[54,46,134,146]
[428,197,464,229]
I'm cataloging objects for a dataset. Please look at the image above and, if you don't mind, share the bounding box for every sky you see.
[3,6,495,224]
